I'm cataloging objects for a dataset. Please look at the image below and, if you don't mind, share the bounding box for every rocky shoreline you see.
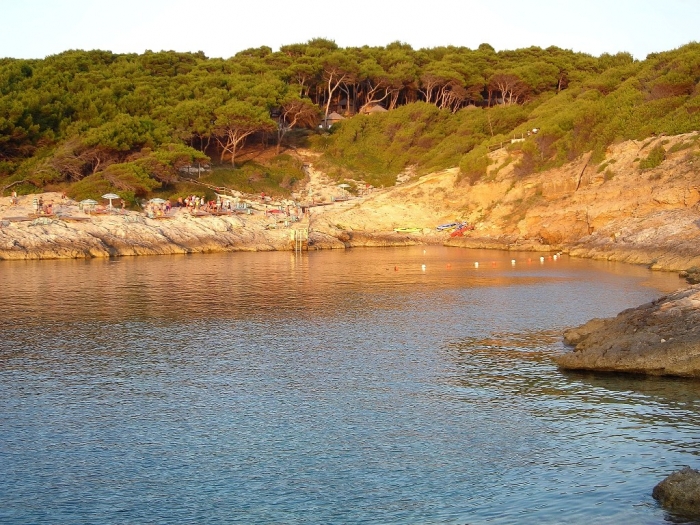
[5,132,700,271]
[5,192,700,381]
[4,139,700,522]
[556,285,700,378]
[4,131,700,383]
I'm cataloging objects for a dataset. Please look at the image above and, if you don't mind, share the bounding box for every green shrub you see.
[639,144,666,169]
[668,141,694,154]
[458,145,490,184]
[198,155,304,197]
[513,140,539,177]
[69,162,161,201]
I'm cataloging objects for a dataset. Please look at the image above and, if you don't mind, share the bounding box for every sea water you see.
[0,247,698,524]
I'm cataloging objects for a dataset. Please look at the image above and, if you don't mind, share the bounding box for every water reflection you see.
[444,329,700,522]
[1,247,685,325]
[445,331,700,444]
[0,247,696,524]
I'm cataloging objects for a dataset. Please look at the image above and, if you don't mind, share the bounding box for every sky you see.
[1,0,698,61]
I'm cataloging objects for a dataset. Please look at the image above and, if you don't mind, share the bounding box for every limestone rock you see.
[653,467,700,517]
[556,285,700,377]
[4,132,700,268]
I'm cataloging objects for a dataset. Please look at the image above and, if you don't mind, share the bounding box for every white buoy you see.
[421,264,426,271]
[540,256,545,263]
[553,254,558,260]
[511,259,516,266]
[474,262,479,268]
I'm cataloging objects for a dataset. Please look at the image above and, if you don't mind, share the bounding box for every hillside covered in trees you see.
[1,39,699,204]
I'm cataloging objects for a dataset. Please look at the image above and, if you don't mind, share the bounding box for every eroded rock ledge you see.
[555,285,700,377]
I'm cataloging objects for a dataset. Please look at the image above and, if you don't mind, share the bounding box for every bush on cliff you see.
[639,144,667,170]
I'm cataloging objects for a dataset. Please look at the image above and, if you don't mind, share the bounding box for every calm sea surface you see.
[1,247,699,524]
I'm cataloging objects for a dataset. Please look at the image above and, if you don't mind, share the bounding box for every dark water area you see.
[1,247,699,524]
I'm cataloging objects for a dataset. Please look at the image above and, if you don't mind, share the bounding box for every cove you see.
[0,247,696,524]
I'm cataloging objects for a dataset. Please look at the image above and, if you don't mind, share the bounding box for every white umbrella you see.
[338,184,350,188]
[149,198,166,204]
[102,193,120,209]
[80,199,98,214]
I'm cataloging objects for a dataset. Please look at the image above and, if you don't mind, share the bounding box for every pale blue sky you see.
[1,0,697,60]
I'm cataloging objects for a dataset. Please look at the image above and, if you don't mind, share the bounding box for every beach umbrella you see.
[102,193,120,209]
[80,199,98,213]
[149,198,166,204]
[338,183,350,196]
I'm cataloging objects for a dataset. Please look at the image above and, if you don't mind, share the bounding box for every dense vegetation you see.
[1,39,699,202]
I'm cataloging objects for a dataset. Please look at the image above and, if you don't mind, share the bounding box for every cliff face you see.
[315,132,700,271]
[2,132,699,268]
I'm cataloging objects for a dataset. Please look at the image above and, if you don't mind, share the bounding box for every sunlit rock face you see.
[3,132,700,270]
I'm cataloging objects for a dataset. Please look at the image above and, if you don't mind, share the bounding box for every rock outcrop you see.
[314,132,700,271]
[555,285,700,377]
[653,467,700,517]
[3,132,700,268]
[0,193,347,260]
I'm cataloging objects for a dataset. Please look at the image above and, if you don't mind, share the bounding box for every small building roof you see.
[368,105,387,113]
[360,104,388,115]
[326,111,345,120]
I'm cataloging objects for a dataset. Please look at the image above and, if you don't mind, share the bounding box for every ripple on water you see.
[0,247,696,524]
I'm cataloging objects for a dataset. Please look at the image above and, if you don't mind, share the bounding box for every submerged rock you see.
[555,285,700,377]
[680,267,700,285]
[653,467,700,517]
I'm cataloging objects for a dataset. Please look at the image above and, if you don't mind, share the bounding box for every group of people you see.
[8,191,70,213]
[32,195,56,215]
[175,195,240,214]
[178,195,205,209]
[144,195,237,217]
[143,200,172,218]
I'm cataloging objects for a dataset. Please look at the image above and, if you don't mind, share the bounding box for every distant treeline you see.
[1,39,699,200]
